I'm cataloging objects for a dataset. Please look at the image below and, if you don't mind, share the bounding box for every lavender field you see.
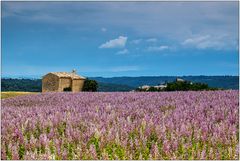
[1,91,239,160]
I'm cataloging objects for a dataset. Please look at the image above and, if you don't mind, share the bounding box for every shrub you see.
[82,79,98,92]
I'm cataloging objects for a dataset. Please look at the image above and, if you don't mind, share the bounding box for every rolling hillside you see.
[90,76,239,90]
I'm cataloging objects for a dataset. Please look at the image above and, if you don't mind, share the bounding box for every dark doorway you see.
[63,87,72,92]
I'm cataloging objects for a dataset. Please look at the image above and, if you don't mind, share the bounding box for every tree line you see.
[136,80,220,92]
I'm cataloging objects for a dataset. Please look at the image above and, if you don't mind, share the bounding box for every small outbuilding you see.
[42,70,86,92]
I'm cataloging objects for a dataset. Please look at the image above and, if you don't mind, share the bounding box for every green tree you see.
[147,87,158,92]
[165,81,213,91]
[82,79,98,92]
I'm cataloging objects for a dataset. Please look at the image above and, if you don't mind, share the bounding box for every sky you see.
[1,1,239,78]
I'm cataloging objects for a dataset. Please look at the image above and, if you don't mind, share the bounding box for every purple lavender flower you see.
[1,90,238,159]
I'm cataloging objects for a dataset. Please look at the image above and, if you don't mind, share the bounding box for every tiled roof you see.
[49,72,86,79]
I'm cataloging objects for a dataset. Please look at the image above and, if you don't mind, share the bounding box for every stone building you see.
[42,70,86,92]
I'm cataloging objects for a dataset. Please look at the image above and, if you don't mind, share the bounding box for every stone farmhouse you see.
[42,70,86,92]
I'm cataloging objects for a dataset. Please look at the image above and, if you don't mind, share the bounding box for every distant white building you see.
[153,85,167,90]
[139,84,167,91]
[139,85,151,90]
[140,85,151,90]
[176,78,185,82]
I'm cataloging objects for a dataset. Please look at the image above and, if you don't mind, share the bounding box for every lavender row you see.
[1,91,239,160]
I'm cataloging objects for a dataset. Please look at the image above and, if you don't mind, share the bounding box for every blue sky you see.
[2,1,239,78]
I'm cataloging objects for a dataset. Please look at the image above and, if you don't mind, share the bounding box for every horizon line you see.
[1,75,239,79]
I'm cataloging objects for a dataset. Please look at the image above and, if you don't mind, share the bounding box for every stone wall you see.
[59,78,72,91]
[42,74,59,92]
[72,79,85,92]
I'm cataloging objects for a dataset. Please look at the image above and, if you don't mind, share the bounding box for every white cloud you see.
[146,38,158,43]
[99,36,128,49]
[182,35,209,45]
[182,34,232,50]
[116,49,129,55]
[147,45,169,52]
[131,39,142,44]
[101,27,107,32]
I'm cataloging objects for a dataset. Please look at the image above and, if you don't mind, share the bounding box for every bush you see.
[165,81,215,91]
[82,79,98,92]
[147,87,159,92]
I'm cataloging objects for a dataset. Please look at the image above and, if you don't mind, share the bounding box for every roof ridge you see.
[49,72,86,79]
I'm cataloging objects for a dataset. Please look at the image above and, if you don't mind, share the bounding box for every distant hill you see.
[90,76,239,90]
[1,78,42,92]
[97,82,135,92]
[1,76,239,92]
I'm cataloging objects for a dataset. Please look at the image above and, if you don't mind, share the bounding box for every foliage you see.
[136,80,220,92]
[147,87,159,92]
[1,91,239,160]
[82,79,98,92]
[165,81,219,91]
[1,78,42,92]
